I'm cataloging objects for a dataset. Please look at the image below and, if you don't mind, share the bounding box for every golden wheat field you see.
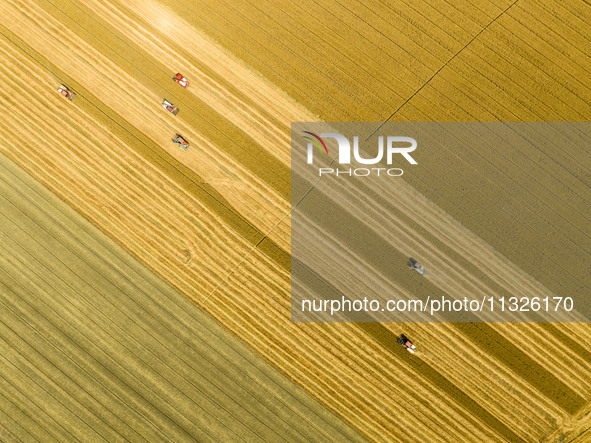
[0,0,590,441]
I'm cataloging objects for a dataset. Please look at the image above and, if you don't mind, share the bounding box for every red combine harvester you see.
[58,84,76,100]
[172,134,189,151]
[397,334,417,354]
[173,73,189,88]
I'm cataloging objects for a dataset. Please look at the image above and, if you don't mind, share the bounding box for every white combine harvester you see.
[408,257,425,276]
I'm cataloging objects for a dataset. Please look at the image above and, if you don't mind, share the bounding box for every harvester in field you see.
[408,258,425,276]
[172,134,189,151]
[397,334,417,354]
[162,99,179,115]
[173,73,189,88]
[58,84,76,100]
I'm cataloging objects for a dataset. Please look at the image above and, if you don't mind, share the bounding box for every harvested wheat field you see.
[0,0,590,441]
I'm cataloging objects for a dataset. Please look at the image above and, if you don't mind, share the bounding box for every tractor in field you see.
[58,84,75,100]
[397,334,417,353]
[173,73,189,88]
[162,99,179,115]
[408,258,425,276]
[173,134,189,151]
